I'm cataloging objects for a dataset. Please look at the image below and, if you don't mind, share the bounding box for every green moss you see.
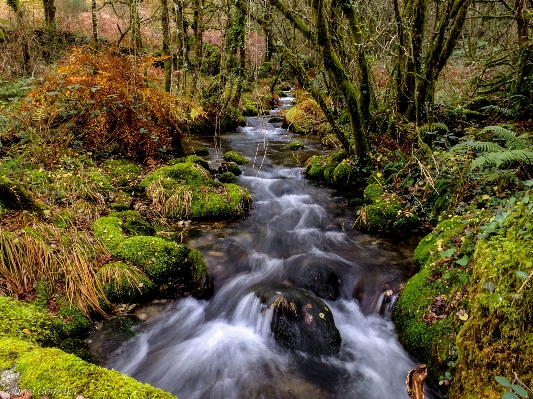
[115,236,190,285]
[0,176,37,210]
[58,338,92,361]
[333,159,363,188]
[0,338,176,399]
[453,206,533,398]
[139,163,212,190]
[102,159,142,189]
[241,98,260,116]
[305,155,327,181]
[188,183,251,220]
[92,216,127,253]
[97,261,155,304]
[191,147,209,156]
[0,297,61,346]
[285,99,325,135]
[220,105,246,132]
[109,210,155,236]
[56,304,92,337]
[223,151,248,165]
[359,201,399,231]
[108,191,133,211]
[219,162,242,176]
[363,183,385,204]
[51,208,77,229]
[185,155,210,171]
[219,171,237,184]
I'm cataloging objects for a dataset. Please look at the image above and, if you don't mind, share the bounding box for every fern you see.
[470,149,533,171]
[418,122,449,135]
[452,140,506,154]
[482,105,521,119]
[482,126,530,150]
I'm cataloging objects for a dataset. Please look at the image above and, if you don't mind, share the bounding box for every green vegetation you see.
[0,338,176,399]
[223,151,249,165]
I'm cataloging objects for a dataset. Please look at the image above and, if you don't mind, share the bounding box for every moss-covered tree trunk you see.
[42,0,56,29]
[173,0,187,92]
[129,0,143,51]
[91,0,99,49]
[191,0,204,95]
[410,0,472,120]
[161,0,172,93]
[512,42,533,115]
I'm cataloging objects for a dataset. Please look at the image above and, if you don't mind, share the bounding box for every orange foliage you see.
[24,47,197,160]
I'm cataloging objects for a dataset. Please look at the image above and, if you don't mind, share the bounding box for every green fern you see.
[450,126,533,172]
[469,149,533,171]
[482,126,531,150]
[482,105,521,119]
[418,122,449,135]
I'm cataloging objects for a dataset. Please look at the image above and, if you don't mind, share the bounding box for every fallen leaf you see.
[22,329,31,335]
[304,313,313,324]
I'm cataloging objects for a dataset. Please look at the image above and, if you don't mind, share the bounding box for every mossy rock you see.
[321,134,341,149]
[241,98,260,116]
[0,297,61,346]
[0,176,37,210]
[285,99,325,134]
[218,162,242,176]
[58,338,92,362]
[223,151,248,165]
[253,283,341,356]
[283,141,304,150]
[97,261,155,304]
[109,210,155,236]
[219,171,237,184]
[333,159,364,188]
[363,183,385,204]
[305,155,327,181]
[191,147,210,156]
[452,206,533,397]
[188,249,213,298]
[220,105,246,133]
[108,191,134,212]
[56,304,92,337]
[0,338,177,399]
[92,216,127,253]
[139,163,212,190]
[359,201,399,231]
[103,159,142,189]
[185,155,210,171]
[115,236,190,286]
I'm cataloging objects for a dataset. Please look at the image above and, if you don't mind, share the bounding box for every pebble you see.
[0,391,10,399]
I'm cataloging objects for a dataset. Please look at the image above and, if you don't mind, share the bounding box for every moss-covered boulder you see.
[358,185,420,231]
[240,98,260,116]
[188,249,213,298]
[97,261,155,304]
[0,176,37,210]
[305,155,327,181]
[0,338,177,399]
[139,163,212,190]
[220,105,246,133]
[223,151,248,165]
[253,283,341,356]
[92,214,211,297]
[218,171,237,184]
[109,210,156,236]
[218,162,242,176]
[285,99,326,135]
[141,163,251,220]
[305,150,348,185]
[283,141,305,150]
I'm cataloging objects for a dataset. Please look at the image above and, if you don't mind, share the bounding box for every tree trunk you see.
[129,0,143,51]
[173,0,187,92]
[191,0,204,95]
[91,0,99,49]
[42,0,56,29]
[161,0,171,92]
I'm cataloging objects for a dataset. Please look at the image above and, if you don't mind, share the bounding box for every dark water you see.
[105,96,436,399]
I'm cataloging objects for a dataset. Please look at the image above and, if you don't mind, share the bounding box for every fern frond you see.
[482,105,521,118]
[418,122,449,135]
[483,126,529,150]
[452,140,506,153]
[470,149,533,171]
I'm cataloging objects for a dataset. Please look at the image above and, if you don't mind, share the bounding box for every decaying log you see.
[406,364,428,399]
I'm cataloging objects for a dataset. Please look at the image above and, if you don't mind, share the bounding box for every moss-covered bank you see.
[395,200,533,396]
[0,338,176,398]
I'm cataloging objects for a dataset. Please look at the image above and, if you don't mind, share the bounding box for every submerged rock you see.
[286,259,340,300]
[252,283,341,356]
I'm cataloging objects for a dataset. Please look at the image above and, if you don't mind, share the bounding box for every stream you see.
[102,95,439,399]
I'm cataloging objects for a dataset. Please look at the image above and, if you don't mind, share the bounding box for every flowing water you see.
[104,95,438,399]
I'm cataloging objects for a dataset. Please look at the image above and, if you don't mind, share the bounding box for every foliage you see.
[223,151,248,165]
[97,261,154,304]
[18,48,200,161]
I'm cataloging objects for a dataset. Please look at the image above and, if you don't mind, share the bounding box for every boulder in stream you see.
[286,258,340,300]
[252,283,341,356]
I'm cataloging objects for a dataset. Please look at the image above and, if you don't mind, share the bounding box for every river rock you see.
[285,257,340,300]
[252,283,341,356]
